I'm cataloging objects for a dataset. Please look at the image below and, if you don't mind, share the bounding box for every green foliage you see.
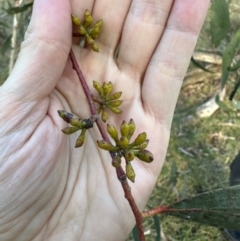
[166,185,240,230]
[3,2,33,14]
[210,0,230,47]
[0,34,11,55]
[221,29,240,88]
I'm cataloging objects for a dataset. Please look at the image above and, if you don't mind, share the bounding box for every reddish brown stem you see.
[69,48,145,241]
[142,206,169,219]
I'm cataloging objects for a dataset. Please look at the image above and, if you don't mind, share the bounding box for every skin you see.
[0,0,210,240]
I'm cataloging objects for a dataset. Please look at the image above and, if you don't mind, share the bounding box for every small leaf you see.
[165,185,240,230]
[210,0,230,47]
[0,35,12,55]
[222,29,240,88]
[191,57,213,73]
[153,215,161,241]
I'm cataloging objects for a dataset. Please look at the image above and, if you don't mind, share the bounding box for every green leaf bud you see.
[118,136,129,149]
[127,119,136,140]
[101,109,108,123]
[83,9,93,28]
[107,124,119,142]
[72,14,81,27]
[132,132,147,146]
[126,162,135,182]
[124,150,135,162]
[120,121,129,137]
[97,140,119,152]
[112,155,121,168]
[103,82,113,97]
[75,129,86,148]
[134,150,154,163]
[108,100,123,107]
[61,126,79,135]
[109,91,122,100]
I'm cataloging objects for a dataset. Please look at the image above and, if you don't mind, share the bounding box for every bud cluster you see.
[72,10,103,52]
[92,81,123,122]
[97,119,154,182]
[58,110,96,148]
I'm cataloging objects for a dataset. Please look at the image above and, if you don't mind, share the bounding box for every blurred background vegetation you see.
[1,0,240,240]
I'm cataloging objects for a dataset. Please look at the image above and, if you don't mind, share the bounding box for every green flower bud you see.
[120,121,129,137]
[134,150,154,163]
[124,150,135,162]
[75,129,86,148]
[107,124,119,142]
[133,140,149,150]
[83,9,93,28]
[107,105,122,114]
[109,91,122,100]
[78,26,87,35]
[72,15,81,27]
[132,132,147,146]
[69,117,85,128]
[95,19,103,28]
[93,81,104,96]
[127,119,136,140]
[118,136,129,149]
[61,126,79,135]
[103,82,113,97]
[126,162,135,182]
[86,35,94,45]
[108,100,123,107]
[58,110,72,123]
[112,155,121,168]
[101,109,108,123]
[91,42,99,52]
[97,140,119,152]
[91,26,101,39]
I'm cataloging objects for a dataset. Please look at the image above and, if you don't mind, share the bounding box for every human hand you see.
[0,0,210,240]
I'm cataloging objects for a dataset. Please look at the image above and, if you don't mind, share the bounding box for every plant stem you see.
[69,48,145,241]
[142,206,169,219]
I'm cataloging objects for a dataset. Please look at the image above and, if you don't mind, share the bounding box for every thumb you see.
[3,0,72,101]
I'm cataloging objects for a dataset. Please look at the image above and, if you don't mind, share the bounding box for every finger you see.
[3,0,72,101]
[142,0,210,124]
[116,0,173,77]
[92,0,132,54]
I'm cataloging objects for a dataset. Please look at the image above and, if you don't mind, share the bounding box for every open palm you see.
[0,0,209,240]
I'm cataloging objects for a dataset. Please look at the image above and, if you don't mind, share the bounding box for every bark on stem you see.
[69,48,145,241]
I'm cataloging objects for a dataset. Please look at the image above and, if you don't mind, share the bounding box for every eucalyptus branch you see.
[69,48,145,241]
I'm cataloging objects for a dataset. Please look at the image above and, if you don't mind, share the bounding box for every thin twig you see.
[69,48,145,241]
